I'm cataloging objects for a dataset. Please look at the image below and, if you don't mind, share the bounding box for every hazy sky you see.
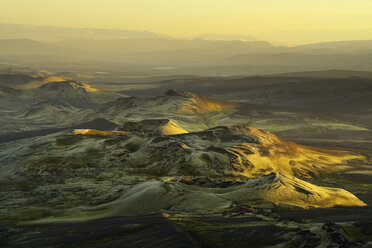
[1,0,372,44]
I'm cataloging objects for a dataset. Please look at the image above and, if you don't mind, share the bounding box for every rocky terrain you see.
[0,74,124,134]
[0,67,372,247]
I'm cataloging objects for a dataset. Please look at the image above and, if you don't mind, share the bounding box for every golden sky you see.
[1,0,372,44]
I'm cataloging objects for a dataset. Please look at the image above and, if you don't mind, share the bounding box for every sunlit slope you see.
[226,126,363,178]
[19,76,105,93]
[103,173,365,216]
[73,129,131,136]
[72,119,187,136]
[164,89,239,114]
[25,173,366,222]
[94,89,242,131]
[0,121,363,180]
[117,119,188,135]
[95,89,369,136]
[0,120,366,223]
[0,75,126,134]
[99,89,239,116]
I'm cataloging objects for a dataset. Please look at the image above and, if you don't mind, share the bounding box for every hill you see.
[0,119,365,224]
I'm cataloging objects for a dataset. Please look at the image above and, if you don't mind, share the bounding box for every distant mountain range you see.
[0,23,170,41]
[192,34,256,41]
[2,23,372,75]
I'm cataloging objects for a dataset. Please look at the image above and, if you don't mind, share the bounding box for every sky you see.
[1,0,372,45]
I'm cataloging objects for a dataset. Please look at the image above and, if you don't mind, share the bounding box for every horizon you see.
[1,0,372,45]
[1,22,372,47]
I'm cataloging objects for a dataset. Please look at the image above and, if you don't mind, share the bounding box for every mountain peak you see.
[164,89,195,98]
[118,118,188,136]
[40,80,84,89]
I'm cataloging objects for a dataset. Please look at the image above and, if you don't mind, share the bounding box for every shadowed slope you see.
[117,119,188,135]
[99,89,239,117]
[103,173,365,217]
